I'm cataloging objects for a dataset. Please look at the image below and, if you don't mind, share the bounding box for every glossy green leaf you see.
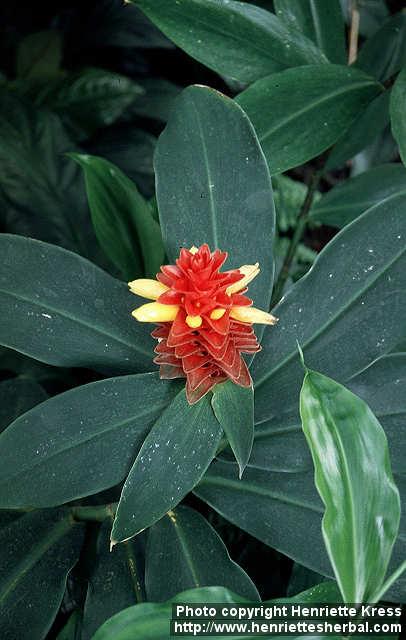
[145,506,259,601]
[390,67,406,168]
[212,381,254,477]
[111,390,223,544]
[0,92,98,259]
[252,193,406,426]
[274,0,346,64]
[325,89,390,171]
[0,377,47,433]
[132,0,327,84]
[0,234,153,374]
[300,367,400,603]
[249,353,406,477]
[82,520,145,640]
[0,508,84,640]
[311,164,406,228]
[34,68,143,138]
[72,154,164,280]
[92,582,340,640]
[356,12,406,82]
[16,30,62,79]
[0,373,179,508]
[155,84,275,310]
[236,64,382,174]
[197,352,406,601]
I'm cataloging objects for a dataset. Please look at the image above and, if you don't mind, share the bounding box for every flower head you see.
[129,244,277,404]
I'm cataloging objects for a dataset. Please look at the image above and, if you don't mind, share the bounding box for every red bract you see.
[129,244,277,404]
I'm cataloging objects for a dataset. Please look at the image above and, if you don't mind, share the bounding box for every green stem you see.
[71,503,117,522]
[271,171,321,308]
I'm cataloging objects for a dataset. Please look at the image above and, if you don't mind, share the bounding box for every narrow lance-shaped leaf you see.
[145,506,259,602]
[0,509,85,640]
[132,0,327,84]
[0,373,180,508]
[71,154,165,280]
[390,67,406,168]
[299,365,401,603]
[252,190,406,426]
[236,64,383,174]
[111,390,223,544]
[356,12,406,82]
[0,234,153,374]
[211,381,254,478]
[274,0,346,64]
[155,84,275,311]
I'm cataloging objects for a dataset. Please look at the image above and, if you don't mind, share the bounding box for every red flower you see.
[129,244,277,404]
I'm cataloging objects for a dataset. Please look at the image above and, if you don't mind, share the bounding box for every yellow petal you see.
[132,302,179,323]
[128,279,169,300]
[230,306,278,325]
[186,315,202,328]
[226,263,260,295]
[210,308,226,320]
[189,246,198,255]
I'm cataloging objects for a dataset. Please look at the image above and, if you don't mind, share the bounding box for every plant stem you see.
[71,503,117,522]
[348,0,360,64]
[271,171,320,308]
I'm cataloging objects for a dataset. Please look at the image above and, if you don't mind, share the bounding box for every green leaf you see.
[132,0,327,84]
[16,30,62,79]
[300,367,400,603]
[92,582,341,640]
[0,234,154,374]
[390,67,406,168]
[236,64,383,174]
[34,68,143,138]
[212,381,254,477]
[82,520,144,640]
[311,163,406,228]
[0,373,179,508]
[0,92,98,259]
[273,174,320,232]
[274,0,346,64]
[252,192,406,426]
[111,390,223,544]
[348,354,406,478]
[145,506,259,601]
[155,84,275,310]
[56,611,82,640]
[325,89,390,171]
[0,508,84,640]
[356,12,406,82]
[71,154,165,280]
[0,377,47,433]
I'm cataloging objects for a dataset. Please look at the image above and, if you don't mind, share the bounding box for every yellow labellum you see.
[226,263,260,295]
[189,246,199,255]
[186,315,202,328]
[128,279,169,300]
[132,302,179,322]
[230,306,278,325]
[210,308,226,320]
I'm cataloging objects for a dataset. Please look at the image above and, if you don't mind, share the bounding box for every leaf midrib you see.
[258,79,379,143]
[255,203,406,390]
[0,287,151,358]
[0,515,73,605]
